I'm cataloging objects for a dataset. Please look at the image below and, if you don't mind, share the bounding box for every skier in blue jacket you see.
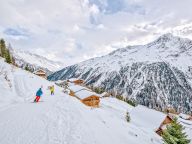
[34,86,43,102]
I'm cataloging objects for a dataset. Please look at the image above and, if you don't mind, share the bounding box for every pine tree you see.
[25,64,30,71]
[162,118,190,144]
[0,39,6,58]
[5,49,12,64]
[125,111,131,122]
[12,56,16,66]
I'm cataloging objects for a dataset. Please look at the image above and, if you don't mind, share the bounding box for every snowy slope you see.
[130,105,192,141]
[0,58,160,144]
[1,58,192,144]
[48,33,192,113]
[10,48,64,72]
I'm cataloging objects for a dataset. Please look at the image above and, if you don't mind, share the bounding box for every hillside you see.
[0,58,192,144]
[0,58,159,144]
[48,33,192,113]
[10,48,64,73]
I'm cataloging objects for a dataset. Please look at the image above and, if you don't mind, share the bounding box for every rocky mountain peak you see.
[48,34,192,113]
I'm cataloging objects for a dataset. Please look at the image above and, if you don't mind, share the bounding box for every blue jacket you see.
[36,88,43,96]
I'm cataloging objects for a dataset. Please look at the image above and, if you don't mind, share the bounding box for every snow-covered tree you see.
[5,49,12,64]
[0,39,6,58]
[162,118,190,144]
[125,111,131,122]
[25,64,30,71]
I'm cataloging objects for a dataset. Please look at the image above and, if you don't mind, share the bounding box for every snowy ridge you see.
[10,48,64,72]
[48,34,192,113]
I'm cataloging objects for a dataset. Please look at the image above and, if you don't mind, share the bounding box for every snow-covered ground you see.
[0,58,191,144]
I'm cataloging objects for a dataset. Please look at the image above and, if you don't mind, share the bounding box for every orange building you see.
[155,114,174,135]
[69,85,100,107]
[68,78,84,85]
[33,69,47,79]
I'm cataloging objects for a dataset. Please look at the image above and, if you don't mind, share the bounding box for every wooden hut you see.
[164,107,178,114]
[68,85,100,107]
[155,114,174,135]
[69,85,100,107]
[74,79,84,85]
[33,69,47,79]
[81,95,100,107]
[69,85,90,93]
[69,90,75,96]
[68,78,84,85]
[76,90,100,107]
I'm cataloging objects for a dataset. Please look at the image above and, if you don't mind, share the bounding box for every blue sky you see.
[4,27,30,38]
[89,0,145,15]
[1,0,192,66]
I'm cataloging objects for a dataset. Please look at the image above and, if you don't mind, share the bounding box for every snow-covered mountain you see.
[48,33,192,113]
[0,58,191,144]
[10,48,64,73]
[170,22,192,39]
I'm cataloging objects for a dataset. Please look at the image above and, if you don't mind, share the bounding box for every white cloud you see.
[1,0,192,66]
[89,4,100,14]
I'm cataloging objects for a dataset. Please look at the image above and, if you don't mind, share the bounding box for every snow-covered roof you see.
[130,105,166,130]
[179,118,192,125]
[179,113,191,120]
[68,78,83,82]
[33,69,46,74]
[69,84,100,99]
[75,89,100,99]
[35,72,46,75]
[68,78,78,81]
[70,85,89,92]
[55,80,67,84]
[101,92,109,97]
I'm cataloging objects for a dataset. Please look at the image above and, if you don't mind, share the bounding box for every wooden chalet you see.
[164,107,178,115]
[69,85,86,97]
[155,114,174,135]
[74,79,84,85]
[69,90,75,96]
[68,78,84,85]
[76,90,100,107]
[33,69,47,79]
[69,85,100,107]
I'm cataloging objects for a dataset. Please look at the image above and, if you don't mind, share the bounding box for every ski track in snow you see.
[43,97,82,144]
[0,95,80,144]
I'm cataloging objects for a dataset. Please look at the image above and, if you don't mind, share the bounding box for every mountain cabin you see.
[68,78,84,85]
[33,69,47,79]
[75,89,100,107]
[69,85,100,107]
[155,114,175,136]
